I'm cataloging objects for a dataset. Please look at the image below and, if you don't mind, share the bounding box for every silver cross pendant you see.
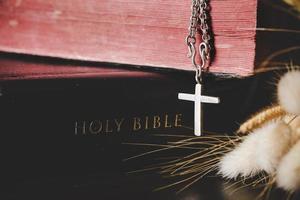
[178,84,220,136]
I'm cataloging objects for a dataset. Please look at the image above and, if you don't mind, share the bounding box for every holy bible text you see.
[74,113,183,135]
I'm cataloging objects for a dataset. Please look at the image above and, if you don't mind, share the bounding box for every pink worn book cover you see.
[0,54,162,81]
[0,0,257,76]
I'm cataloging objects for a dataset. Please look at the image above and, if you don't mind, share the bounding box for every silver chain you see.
[186,0,211,83]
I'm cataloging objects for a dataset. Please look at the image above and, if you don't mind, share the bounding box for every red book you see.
[0,53,162,81]
[0,0,257,76]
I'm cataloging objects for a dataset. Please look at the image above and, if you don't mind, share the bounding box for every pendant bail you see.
[195,68,202,84]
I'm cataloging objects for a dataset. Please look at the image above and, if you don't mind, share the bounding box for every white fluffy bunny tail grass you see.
[278,70,300,115]
[218,129,261,179]
[284,115,300,143]
[276,140,300,192]
[218,121,291,179]
[255,121,292,174]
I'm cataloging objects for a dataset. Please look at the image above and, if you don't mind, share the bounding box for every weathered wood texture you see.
[0,0,257,75]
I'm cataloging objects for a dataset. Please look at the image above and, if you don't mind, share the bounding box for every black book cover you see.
[0,68,290,200]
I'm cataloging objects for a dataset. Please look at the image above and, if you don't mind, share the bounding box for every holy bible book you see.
[0,0,268,199]
[0,52,282,199]
[0,0,257,75]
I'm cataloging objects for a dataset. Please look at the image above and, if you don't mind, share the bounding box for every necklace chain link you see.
[186,0,211,83]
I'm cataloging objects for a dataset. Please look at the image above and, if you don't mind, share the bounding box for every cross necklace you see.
[178,0,220,136]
